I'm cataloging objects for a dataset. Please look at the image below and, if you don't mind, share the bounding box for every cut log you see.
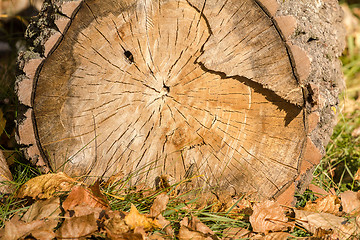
[16,0,345,203]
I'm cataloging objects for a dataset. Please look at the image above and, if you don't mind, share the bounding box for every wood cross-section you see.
[31,0,307,199]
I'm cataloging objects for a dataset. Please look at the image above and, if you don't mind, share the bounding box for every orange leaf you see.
[62,184,109,211]
[124,204,161,231]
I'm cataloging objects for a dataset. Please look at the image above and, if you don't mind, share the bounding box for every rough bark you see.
[16,0,345,203]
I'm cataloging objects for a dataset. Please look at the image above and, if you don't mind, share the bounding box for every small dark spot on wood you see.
[307,37,318,42]
[124,50,134,63]
[163,83,170,94]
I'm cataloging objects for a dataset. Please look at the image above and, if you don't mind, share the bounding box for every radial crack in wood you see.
[17,0,345,201]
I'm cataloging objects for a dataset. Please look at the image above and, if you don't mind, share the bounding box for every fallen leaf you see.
[105,214,130,235]
[222,227,252,239]
[0,149,13,194]
[149,232,168,240]
[249,200,288,233]
[294,209,345,234]
[331,215,360,240]
[178,226,212,240]
[157,214,174,237]
[354,168,360,181]
[264,232,294,240]
[56,212,98,238]
[125,204,161,231]
[62,184,109,211]
[303,194,341,214]
[181,216,214,235]
[64,202,104,218]
[307,184,330,198]
[17,172,76,199]
[107,232,144,240]
[352,127,360,138]
[150,193,169,218]
[0,109,6,137]
[0,215,57,240]
[21,197,61,222]
[340,191,360,215]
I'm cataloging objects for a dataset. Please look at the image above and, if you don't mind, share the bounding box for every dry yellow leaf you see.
[17,172,76,199]
[124,204,161,231]
[303,194,341,214]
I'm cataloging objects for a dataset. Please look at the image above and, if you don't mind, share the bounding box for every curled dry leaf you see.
[294,209,345,234]
[62,184,109,211]
[17,172,76,199]
[56,212,98,238]
[249,200,288,233]
[340,191,360,215]
[21,197,61,223]
[303,194,341,214]
[150,193,169,218]
[124,204,161,231]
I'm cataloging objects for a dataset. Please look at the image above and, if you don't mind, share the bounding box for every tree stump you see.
[16,0,345,203]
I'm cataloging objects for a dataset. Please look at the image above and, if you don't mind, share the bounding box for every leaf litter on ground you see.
[4,172,360,239]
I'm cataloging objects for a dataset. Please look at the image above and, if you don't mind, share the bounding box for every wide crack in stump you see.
[22,0,321,200]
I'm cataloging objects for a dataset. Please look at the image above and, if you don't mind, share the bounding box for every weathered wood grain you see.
[16,0,345,202]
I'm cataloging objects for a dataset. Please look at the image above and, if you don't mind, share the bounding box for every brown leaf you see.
[107,232,144,240]
[354,168,360,181]
[222,227,251,239]
[105,214,130,235]
[178,226,212,240]
[62,184,109,211]
[264,232,294,240]
[17,172,76,199]
[249,200,288,233]
[340,191,360,215]
[352,127,360,138]
[21,197,61,222]
[294,209,345,234]
[0,149,13,194]
[0,109,6,137]
[64,203,104,218]
[331,215,360,240]
[150,193,169,218]
[124,204,161,231]
[0,215,57,240]
[157,214,174,237]
[149,232,168,240]
[56,212,98,238]
[303,194,341,214]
